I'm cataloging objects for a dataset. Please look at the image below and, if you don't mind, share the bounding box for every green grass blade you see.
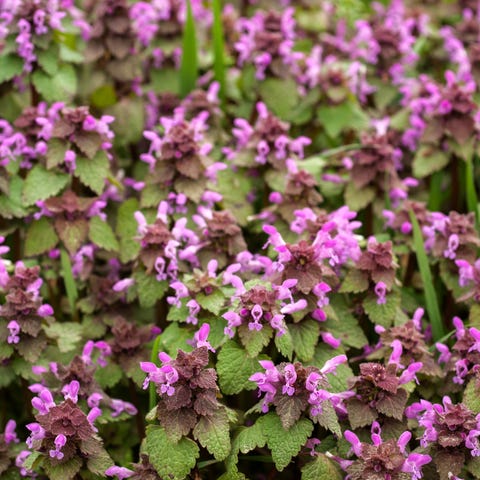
[149,333,162,412]
[465,157,479,223]
[212,0,226,103]
[427,171,443,211]
[409,210,445,341]
[60,249,78,317]
[179,0,198,97]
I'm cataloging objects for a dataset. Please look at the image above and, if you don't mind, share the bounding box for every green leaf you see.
[275,329,294,360]
[37,47,59,76]
[116,198,141,262]
[108,97,144,145]
[464,378,480,415]
[84,440,114,475]
[193,407,231,460]
[339,269,369,293]
[258,78,299,121]
[179,0,198,97]
[43,457,82,480]
[75,151,109,194]
[317,101,369,138]
[24,217,58,256]
[346,398,377,429]
[74,131,103,159]
[238,323,273,357]
[212,0,226,102]
[59,43,84,63]
[196,289,225,316]
[146,425,200,480]
[289,319,320,362]
[44,322,83,352]
[22,165,69,206]
[56,218,89,255]
[344,183,375,211]
[46,138,69,169]
[158,322,193,357]
[301,454,343,480]
[324,298,368,349]
[133,270,168,308]
[0,176,27,219]
[313,344,354,393]
[60,249,78,315]
[0,55,23,83]
[409,210,444,341]
[94,361,123,389]
[413,146,449,179]
[362,289,401,328]
[217,340,267,395]
[259,413,314,471]
[22,452,42,471]
[91,84,118,109]
[32,64,77,103]
[89,216,119,252]
[236,422,267,454]
[314,400,341,436]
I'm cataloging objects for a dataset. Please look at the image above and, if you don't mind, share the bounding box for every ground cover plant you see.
[3,0,480,478]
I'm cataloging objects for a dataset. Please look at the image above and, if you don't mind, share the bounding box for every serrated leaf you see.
[22,452,42,471]
[317,101,369,138]
[237,422,267,454]
[196,289,225,316]
[314,400,341,436]
[0,54,23,83]
[43,456,82,480]
[108,97,144,145]
[24,217,58,256]
[89,216,119,252]
[94,361,123,389]
[146,425,199,480]
[32,64,77,103]
[339,269,369,293]
[275,329,293,360]
[193,407,231,460]
[86,443,114,475]
[301,453,343,480]
[376,388,407,420]
[313,344,354,393]
[258,77,299,121]
[275,394,306,429]
[37,47,59,76]
[363,290,401,328]
[324,298,367,349]
[0,176,27,219]
[46,138,69,169]
[346,398,377,429]
[289,319,320,362]
[74,131,103,159]
[116,198,141,262]
[413,146,449,178]
[44,322,83,352]
[344,183,375,211]
[158,323,193,357]
[464,378,480,415]
[75,150,109,194]
[259,413,314,471]
[22,165,69,206]
[133,270,168,308]
[238,323,273,357]
[217,340,268,395]
[56,218,89,255]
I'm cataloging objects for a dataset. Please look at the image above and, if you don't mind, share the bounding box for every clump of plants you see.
[2,0,480,479]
